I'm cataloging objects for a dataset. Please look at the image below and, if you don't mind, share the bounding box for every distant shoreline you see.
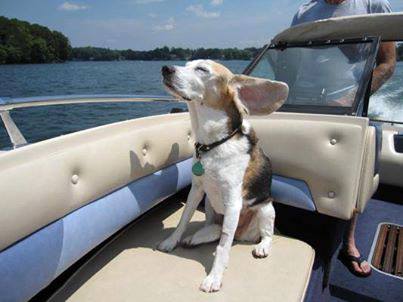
[1,17,402,65]
[0,44,261,65]
[0,58,252,66]
[2,56,402,66]
[0,16,261,65]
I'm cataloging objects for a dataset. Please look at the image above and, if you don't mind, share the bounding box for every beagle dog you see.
[158,60,289,293]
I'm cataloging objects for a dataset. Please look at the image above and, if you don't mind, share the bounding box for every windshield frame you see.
[243,37,380,116]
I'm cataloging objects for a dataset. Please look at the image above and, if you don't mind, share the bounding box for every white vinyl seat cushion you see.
[0,112,374,253]
[50,201,315,302]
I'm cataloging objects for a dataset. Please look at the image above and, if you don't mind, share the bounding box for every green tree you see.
[30,38,50,63]
[0,45,7,64]
[0,16,72,64]
[53,31,71,61]
[5,45,23,63]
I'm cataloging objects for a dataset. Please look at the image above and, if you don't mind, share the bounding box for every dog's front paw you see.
[182,235,196,248]
[157,237,179,253]
[252,239,271,258]
[199,274,222,293]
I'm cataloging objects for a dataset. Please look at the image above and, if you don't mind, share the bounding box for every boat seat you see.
[49,200,315,302]
[356,125,379,212]
[251,113,379,216]
[0,112,375,301]
[369,121,383,174]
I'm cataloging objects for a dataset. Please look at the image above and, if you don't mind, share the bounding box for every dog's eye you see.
[195,66,209,73]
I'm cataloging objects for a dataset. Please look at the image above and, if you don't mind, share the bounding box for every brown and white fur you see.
[157,60,289,293]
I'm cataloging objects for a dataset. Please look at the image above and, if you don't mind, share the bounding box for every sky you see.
[1,0,402,50]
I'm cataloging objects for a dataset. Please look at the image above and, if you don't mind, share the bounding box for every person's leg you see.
[341,210,371,275]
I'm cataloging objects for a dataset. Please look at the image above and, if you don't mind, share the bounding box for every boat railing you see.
[0,94,176,149]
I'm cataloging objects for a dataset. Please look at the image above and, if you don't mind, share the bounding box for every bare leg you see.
[252,202,275,258]
[182,224,222,247]
[199,190,242,293]
[157,184,204,252]
[343,210,371,275]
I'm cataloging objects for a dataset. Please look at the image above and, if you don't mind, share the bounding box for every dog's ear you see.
[229,75,289,115]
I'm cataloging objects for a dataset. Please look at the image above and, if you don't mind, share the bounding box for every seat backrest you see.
[356,126,378,212]
[250,112,376,220]
[0,113,194,252]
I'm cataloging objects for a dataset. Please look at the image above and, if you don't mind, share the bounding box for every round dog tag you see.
[192,161,204,176]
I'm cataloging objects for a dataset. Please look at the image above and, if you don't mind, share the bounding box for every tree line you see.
[1,16,402,64]
[71,46,261,61]
[0,16,71,64]
[0,16,259,64]
[73,44,403,63]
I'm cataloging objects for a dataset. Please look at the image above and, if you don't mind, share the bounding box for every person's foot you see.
[338,246,372,277]
[347,246,371,275]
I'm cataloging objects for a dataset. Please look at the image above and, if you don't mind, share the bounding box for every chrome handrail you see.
[0,94,175,111]
[0,94,178,149]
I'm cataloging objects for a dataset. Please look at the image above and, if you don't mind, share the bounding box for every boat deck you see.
[330,198,403,302]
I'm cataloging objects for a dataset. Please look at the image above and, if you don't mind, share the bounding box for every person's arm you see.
[332,42,396,107]
[371,41,396,94]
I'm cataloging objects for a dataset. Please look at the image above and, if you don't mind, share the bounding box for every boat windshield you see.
[245,39,378,115]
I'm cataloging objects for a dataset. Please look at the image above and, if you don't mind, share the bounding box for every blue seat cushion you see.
[272,175,316,211]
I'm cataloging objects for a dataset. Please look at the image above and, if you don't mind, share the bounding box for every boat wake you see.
[368,83,403,123]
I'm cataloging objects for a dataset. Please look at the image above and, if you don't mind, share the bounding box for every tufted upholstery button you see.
[187,132,191,141]
[328,191,336,199]
[142,147,147,156]
[330,138,337,145]
[71,174,79,185]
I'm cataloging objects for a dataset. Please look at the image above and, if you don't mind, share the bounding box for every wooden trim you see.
[383,225,397,273]
[372,224,388,269]
[371,223,402,277]
[396,226,402,277]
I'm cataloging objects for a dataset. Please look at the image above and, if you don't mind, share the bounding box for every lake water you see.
[0,60,402,148]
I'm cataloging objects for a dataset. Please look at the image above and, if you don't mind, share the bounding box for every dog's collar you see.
[195,126,243,159]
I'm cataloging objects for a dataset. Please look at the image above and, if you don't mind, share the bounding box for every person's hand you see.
[330,88,357,107]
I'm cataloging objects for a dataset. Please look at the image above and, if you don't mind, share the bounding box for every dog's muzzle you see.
[162,65,175,77]
[161,65,176,89]
[161,65,191,101]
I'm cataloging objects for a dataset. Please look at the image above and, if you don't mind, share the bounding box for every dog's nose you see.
[162,65,175,76]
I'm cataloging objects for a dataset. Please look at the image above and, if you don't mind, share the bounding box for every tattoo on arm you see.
[371,42,396,95]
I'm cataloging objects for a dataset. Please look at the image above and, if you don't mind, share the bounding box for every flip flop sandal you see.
[337,249,372,278]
